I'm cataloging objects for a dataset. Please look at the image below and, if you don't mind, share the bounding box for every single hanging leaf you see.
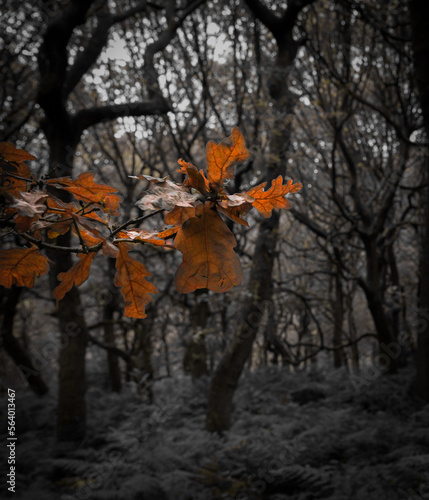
[45,172,122,215]
[175,202,242,293]
[247,176,302,217]
[0,142,36,163]
[0,247,50,288]
[53,252,96,303]
[206,126,250,188]
[114,242,158,318]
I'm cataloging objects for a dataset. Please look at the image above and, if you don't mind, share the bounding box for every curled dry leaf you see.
[118,229,165,247]
[10,192,48,217]
[177,159,210,195]
[136,178,202,211]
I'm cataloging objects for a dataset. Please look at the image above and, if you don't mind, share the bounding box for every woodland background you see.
[1,0,429,499]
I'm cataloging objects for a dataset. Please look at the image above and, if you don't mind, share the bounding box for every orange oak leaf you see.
[0,247,50,288]
[114,242,158,318]
[45,172,122,215]
[53,252,96,303]
[174,202,242,293]
[247,176,302,217]
[0,142,36,163]
[206,126,250,188]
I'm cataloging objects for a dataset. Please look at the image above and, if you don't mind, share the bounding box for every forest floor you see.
[2,362,429,500]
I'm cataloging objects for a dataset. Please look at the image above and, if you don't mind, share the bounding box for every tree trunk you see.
[54,286,88,442]
[1,287,49,395]
[409,0,429,402]
[361,234,397,372]
[131,315,155,402]
[183,292,209,380]
[103,259,122,392]
[45,139,89,442]
[346,295,360,371]
[333,267,344,368]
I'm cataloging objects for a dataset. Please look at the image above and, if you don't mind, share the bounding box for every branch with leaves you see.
[0,128,302,318]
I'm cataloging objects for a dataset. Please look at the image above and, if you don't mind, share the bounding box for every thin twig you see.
[72,218,89,254]
[20,232,103,254]
[110,209,164,237]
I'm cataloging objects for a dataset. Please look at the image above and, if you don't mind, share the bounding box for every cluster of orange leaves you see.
[0,128,302,318]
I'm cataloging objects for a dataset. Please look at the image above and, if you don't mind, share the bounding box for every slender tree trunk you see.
[103,259,122,392]
[132,318,155,402]
[183,292,209,380]
[161,317,171,377]
[409,0,429,402]
[347,297,360,371]
[1,287,49,395]
[333,268,344,368]
[361,234,397,372]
